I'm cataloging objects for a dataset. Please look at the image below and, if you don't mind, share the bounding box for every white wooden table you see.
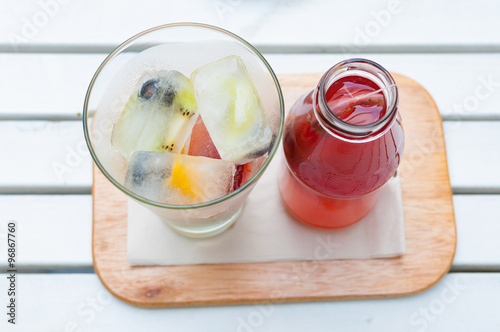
[1,1,500,330]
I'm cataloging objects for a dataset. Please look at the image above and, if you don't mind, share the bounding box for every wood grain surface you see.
[92,73,456,307]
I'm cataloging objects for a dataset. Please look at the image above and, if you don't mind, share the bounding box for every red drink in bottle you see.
[279,59,404,228]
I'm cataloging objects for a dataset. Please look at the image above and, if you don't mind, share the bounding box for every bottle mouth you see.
[315,58,399,138]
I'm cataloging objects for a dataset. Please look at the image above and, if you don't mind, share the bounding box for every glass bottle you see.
[279,58,404,228]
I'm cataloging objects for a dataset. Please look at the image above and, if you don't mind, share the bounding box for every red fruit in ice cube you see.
[188,116,221,159]
[232,156,266,191]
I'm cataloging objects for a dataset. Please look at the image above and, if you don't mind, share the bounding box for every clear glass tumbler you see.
[83,23,284,238]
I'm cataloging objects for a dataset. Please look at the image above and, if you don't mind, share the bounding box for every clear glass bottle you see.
[279,58,404,228]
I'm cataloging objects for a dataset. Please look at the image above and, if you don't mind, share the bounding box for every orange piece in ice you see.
[166,155,201,199]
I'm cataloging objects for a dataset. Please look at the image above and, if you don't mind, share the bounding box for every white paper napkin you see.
[127,153,405,266]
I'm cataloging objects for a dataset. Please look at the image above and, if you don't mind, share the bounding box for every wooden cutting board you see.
[92,73,456,307]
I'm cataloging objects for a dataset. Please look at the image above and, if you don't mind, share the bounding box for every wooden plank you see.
[0,194,495,272]
[0,195,92,270]
[2,53,500,120]
[0,53,105,120]
[451,195,500,271]
[0,1,499,52]
[0,123,498,195]
[266,54,500,121]
[92,73,456,307]
[0,273,498,331]
[0,121,92,194]
[444,121,500,194]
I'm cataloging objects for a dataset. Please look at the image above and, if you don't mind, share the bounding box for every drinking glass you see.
[83,23,284,238]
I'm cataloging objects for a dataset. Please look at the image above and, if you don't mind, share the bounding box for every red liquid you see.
[326,76,387,125]
[280,75,404,228]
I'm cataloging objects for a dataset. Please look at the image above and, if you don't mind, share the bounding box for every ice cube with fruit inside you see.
[124,151,236,205]
[191,55,273,164]
[111,70,198,159]
[186,116,265,190]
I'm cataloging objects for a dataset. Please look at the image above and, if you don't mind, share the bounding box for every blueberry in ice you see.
[139,79,160,100]
[161,82,176,107]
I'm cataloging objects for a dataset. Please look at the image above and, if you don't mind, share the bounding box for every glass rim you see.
[317,58,399,136]
[83,22,285,210]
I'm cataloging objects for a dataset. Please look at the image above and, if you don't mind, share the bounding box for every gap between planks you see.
[2,43,500,54]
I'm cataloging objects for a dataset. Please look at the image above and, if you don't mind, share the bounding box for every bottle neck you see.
[313,58,399,141]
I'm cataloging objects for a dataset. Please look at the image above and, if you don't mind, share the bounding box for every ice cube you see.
[111,70,198,159]
[191,55,273,163]
[186,116,264,190]
[124,151,236,205]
